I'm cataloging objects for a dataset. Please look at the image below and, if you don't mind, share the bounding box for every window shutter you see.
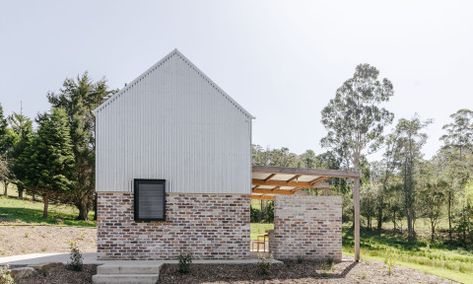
[134,179,166,221]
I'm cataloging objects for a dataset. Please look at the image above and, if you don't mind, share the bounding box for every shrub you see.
[0,265,14,284]
[320,258,334,271]
[178,252,192,274]
[257,255,272,276]
[297,256,304,264]
[67,240,83,271]
[250,201,274,223]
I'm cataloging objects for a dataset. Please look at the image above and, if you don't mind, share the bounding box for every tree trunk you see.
[3,181,8,196]
[392,209,396,231]
[462,206,467,243]
[42,194,49,219]
[18,187,24,199]
[376,203,383,234]
[77,199,90,221]
[448,191,452,241]
[430,219,435,242]
[407,210,415,241]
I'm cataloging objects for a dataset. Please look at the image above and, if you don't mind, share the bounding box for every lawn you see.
[342,228,473,283]
[0,195,95,227]
[250,223,273,240]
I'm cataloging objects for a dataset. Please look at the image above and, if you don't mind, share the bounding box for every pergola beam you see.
[286,174,301,182]
[252,179,312,188]
[253,166,359,179]
[309,176,327,186]
[252,188,295,195]
[250,195,274,201]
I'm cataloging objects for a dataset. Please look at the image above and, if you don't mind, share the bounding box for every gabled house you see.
[94,49,253,260]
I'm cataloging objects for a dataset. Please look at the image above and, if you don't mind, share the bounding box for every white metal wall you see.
[95,50,252,194]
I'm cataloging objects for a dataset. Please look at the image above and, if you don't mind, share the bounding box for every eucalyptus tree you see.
[252,145,300,167]
[321,64,394,174]
[440,109,473,240]
[47,73,114,220]
[390,116,431,241]
[416,159,447,242]
[298,149,318,168]
[320,64,394,235]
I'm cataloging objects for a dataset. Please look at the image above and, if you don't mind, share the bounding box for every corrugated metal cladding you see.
[95,50,253,194]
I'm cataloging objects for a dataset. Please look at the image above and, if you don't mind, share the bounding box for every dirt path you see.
[0,226,96,256]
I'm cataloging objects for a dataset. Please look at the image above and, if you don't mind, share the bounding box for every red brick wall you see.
[97,192,251,260]
[269,195,342,261]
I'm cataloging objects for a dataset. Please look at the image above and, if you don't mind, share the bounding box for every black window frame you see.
[134,179,166,222]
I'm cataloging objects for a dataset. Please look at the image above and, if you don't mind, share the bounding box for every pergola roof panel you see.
[251,166,359,198]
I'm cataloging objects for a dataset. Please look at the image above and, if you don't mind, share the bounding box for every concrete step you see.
[97,263,162,274]
[92,273,160,284]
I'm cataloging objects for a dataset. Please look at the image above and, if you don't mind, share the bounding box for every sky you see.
[1,0,472,161]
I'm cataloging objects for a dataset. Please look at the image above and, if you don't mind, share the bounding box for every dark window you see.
[134,179,166,221]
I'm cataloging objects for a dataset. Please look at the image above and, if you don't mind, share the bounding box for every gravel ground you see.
[15,263,96,284]
[159,260,454,284]
[0,226,96,256]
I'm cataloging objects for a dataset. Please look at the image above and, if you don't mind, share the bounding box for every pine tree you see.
[47,73,114,220]
[8,113,34,199]
[0,104,15,196]
[27,108,75,218]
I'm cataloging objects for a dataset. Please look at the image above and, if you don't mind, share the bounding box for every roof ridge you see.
[171,50,254,119]
[94,49,178,113]
[94,49,254,119]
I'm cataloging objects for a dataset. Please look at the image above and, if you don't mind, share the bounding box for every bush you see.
[0,265,14,284]
[178,252,192,274]
[67,240,83,271]
[321,258,334,271]
[250,201,274,223]
[257,255,272,276]
[297,256,304,264]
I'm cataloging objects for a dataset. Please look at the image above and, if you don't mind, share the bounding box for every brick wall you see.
[97,192,251,260]
[269,195,342,261]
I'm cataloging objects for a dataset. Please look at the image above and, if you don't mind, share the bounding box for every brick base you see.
[97,192,251,260]
[269,195,342,261]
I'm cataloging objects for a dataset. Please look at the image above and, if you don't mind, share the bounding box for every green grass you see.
[342,228,473,283]
[0,195,95,227]
[250,223,273,240]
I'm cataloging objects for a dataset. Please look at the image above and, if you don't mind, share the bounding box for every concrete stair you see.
[92,262,164,284]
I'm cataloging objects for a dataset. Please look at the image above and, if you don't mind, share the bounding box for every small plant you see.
[23,232,29,238]
[384,252,396,276]
[257,255,272,276]
[67,240,83,271]
[297,255,304,264]
[178,252,192,274]
[320,258,334,271]
[0,265,14,284]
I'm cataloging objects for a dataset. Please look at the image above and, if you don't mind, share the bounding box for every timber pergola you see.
[251,166,361,262]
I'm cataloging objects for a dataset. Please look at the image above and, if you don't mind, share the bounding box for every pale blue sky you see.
[1,1,472,160]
